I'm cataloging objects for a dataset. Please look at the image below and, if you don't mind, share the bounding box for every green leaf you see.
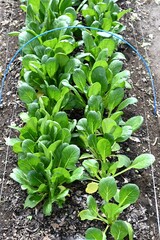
[47,85,61,101]
[69,167,84,182]
[18,82,37,104]
[86,182,99,194]
[54,111,69,128]
[98,177,117,202]
[43,38,57,49]
[111,220,129,240]
[125,116,143,132]
[82,159,99,177]
[99,39,116,57]
[88,82,101,97]
[73,68,86,92]
[28,0,40,13]
[87,196,98,217]
[79,210,97,221]
[101,203,119,223]
[60,145,80,170]
[85,228,105,240]
[59,0,72,14]
[131,153,155,169]
[82,31,95,52]
[5,137,21,146]
[65,58,81,74]
[117,97,138,111]
[43,199,52,216]
[117,9,131,20]
[117,126,132,142]
[87,111,101,134]
[91,66,108,94]
[22,139,35,153]
[97,138,111,161]
[10,168,28,186]
[117,155,131,168]
[24,194,45,209]
[109,60,123,76]
[45,57,58,78]
[107,88,124,114]
[102,118,117,134]
[27,170,44,187]
[119,184,140,206]
[55,40,75,54]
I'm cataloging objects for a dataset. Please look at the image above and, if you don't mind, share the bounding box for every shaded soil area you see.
[0,0,160,239]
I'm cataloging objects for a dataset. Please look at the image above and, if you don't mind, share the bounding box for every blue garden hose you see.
[0,25,157,115]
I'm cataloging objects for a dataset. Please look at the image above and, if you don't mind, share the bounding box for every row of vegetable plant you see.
[7,0,155,239]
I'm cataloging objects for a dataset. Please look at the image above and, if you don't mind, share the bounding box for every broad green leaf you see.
[131,153,155,169]
[111,220,129,240]
[117,97,138,111]
[22,54,39,70]
[86,182,98,194]
[97,48,108,61]
[87,111,101,134]
[69,167,84,182]
[43,38,57,49]
[22,139,35,153]
[24,194,45,209]
[47,85,61,101]
[102,118,117,134]
[87,196,98,216]
[18,153,40,174]
[101,203,119,223]
[28,0,40,13]
[27,170,44,186]
[19,31,41,54]
[91,66,108,93]
[82,31,95,52]
[73,68,86,92]
[18,82,37,104]
[54,111,69,128]
[117,155,131,168]
[55,53,69,67]
[107,88,124,114]
[60,145,80,170]
[97,138,111,161]
[109,60,123,76]
[20,117,38,141]
[99,39,116,57]
[59,0,72,14]
[79,210,97,221]
[55,41,75,54]
[10,168,28,186]
[125,116,143,132]
[88,95,103,112]
[98,177,117,202]
[85,228,105,240]
[119,184,140,206]
[45,57,58,78]
[88,82,101,97]
[43,199,52,216]
[82,159,99,177]
[117,126,132,142]
[51,168,70,183]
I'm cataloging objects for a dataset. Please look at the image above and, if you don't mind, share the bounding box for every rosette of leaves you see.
[79,176,140,240]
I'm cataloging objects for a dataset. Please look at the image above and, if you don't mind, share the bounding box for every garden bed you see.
[0,0,160,239]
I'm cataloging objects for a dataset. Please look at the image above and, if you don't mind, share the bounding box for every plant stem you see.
[114,167,131,177]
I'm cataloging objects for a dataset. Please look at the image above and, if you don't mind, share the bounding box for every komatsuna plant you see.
[79,176,139,240]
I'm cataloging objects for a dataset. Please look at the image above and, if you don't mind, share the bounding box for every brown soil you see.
[0,0,160,240]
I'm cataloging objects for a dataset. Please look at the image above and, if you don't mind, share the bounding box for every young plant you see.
[79,176,139,240]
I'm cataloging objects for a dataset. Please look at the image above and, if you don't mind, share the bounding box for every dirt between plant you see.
[0,0,160,240]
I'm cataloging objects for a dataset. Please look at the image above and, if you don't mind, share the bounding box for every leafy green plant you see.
[79,176,139,240]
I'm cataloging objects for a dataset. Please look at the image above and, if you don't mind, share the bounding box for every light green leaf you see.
[97,138,111,161]
[119,184,140,206]
[107,88,124,114]
[73,68,86,92]
[79,210,97,221]
[45,57,58,78]
[125,116,143,132]
[87,196,98,217]
[85,228,105,240]
[98,177,117,202]
[88,82,101,97]
[87,111,101,134]
[22,139,35,153]
[82,159,99,177]
[111,220,129,240]
[131,153,155,169]
[117,97,138,111]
